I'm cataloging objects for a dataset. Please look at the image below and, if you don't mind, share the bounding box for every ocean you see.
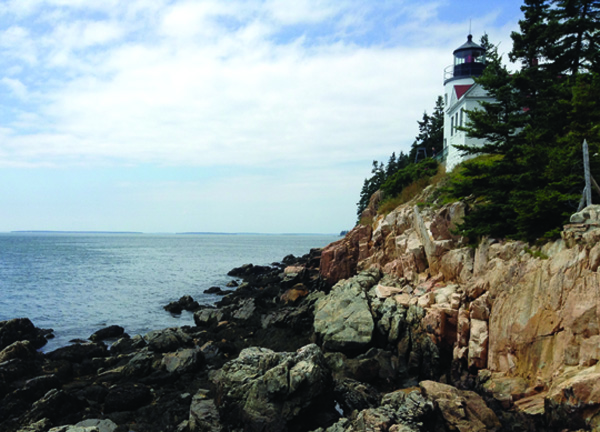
[0,232,340,352]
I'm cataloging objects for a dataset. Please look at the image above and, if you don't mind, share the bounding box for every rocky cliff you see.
[5,192,600,431]
[321,187,600,430]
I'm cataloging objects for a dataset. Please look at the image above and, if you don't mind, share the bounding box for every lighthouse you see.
[442,35,494,171]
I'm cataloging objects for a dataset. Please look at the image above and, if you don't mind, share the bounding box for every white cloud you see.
[264,0,341,25]
[159,1,238,39]
[1,77,28,99]
[0,26,38,65]
[3,1,464,169]
[26,39,444,168]
[0,0,523,232]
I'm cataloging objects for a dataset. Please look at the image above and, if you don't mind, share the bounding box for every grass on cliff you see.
[376,164,451,216]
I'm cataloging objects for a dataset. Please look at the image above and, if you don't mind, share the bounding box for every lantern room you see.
[444,34,486,84]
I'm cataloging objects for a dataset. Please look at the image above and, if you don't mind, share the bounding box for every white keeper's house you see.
[442,35,494,171]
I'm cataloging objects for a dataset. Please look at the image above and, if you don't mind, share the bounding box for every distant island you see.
[11,231,144,234]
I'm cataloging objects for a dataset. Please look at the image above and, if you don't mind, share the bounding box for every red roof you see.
[454,84,473,100]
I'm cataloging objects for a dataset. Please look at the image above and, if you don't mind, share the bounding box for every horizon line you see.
[7,230,343,236]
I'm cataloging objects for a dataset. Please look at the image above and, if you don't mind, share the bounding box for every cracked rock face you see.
[211,344,334,432]
[313,271,380,353]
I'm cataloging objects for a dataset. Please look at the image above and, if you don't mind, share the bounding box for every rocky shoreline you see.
[4,201,600,431]
[0,247,501,432]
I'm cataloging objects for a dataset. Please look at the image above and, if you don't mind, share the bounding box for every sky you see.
[0,0,524,234]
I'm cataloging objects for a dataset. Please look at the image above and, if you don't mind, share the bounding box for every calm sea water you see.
[0,233,339,352]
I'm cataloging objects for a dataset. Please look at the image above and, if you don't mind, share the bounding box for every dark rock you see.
[104,383,153,413]
[189,389,222,432]
[204,287,228,295]
[226,280,239,288]
[231,298,256,321]
[161,348,204,374]
[13,374,62,404]
[194,307,227,327]
[164,295,201,314]
[0,340,39,363]
[282,254,297,265]
[46,342,109,363]
[227,263,273,278]
[23,388,87,425]
[144,328,193,353]
[122,350,157,378]
[0,318,52,350]
[77,384,109,404]
[110,334,146,355]
[89,325,125,342]
[334,378,381,415]
[347,348,400,389]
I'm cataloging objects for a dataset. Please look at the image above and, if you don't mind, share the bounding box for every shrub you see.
[381,158,439,198]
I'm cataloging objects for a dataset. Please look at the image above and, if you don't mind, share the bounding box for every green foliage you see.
[381,159,439,198]
[356,95,444,220]
[524,247,549,259]
[356,153,410,219]
[409,96,445,162]
[450,0,600,242]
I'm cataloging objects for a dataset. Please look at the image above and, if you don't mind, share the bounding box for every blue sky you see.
[0,0,524,233]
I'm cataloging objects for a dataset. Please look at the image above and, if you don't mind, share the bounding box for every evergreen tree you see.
[409,96,444,162]
[547,0,600,76]
[451,0,600,241]
[356,161,386,219]
[510,0,552,69]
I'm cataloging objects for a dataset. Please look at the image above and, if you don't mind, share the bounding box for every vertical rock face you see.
[321,197,600,428]
[320,225,372,285]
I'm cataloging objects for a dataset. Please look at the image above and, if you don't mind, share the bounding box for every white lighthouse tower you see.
[442,35,494,171]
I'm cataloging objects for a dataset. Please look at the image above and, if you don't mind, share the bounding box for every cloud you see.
[1,77,28,99]
[0,0,523,233]
[3,1,472,169]
[0,26,38,65]
[264,0,342,25]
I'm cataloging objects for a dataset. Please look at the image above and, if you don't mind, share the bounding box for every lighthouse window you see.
[460,109,463,126]
[451,117,454,136]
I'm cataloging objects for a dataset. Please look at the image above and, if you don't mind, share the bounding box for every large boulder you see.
[319,388,435,432]
[419,380,501,432]
[164,295,201,314]
[45,342,108,363]
[74,419,118,432]
[161,348,204,374]
[189,389,222,432]
[103,383,153,413]
[0,318,52,350]
[89,325,124,342]
[314,271,379,353]
[211,344,333,431]
[144,328,193,353]
[0,340,39,363]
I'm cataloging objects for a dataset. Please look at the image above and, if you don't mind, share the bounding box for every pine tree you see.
[450,1,600,241]
[547,0,600,76]
[356,161,386,219]
[409,96,444,161]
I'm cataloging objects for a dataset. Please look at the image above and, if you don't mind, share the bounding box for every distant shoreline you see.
[10,231,144,234]
[7,231,339,236]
